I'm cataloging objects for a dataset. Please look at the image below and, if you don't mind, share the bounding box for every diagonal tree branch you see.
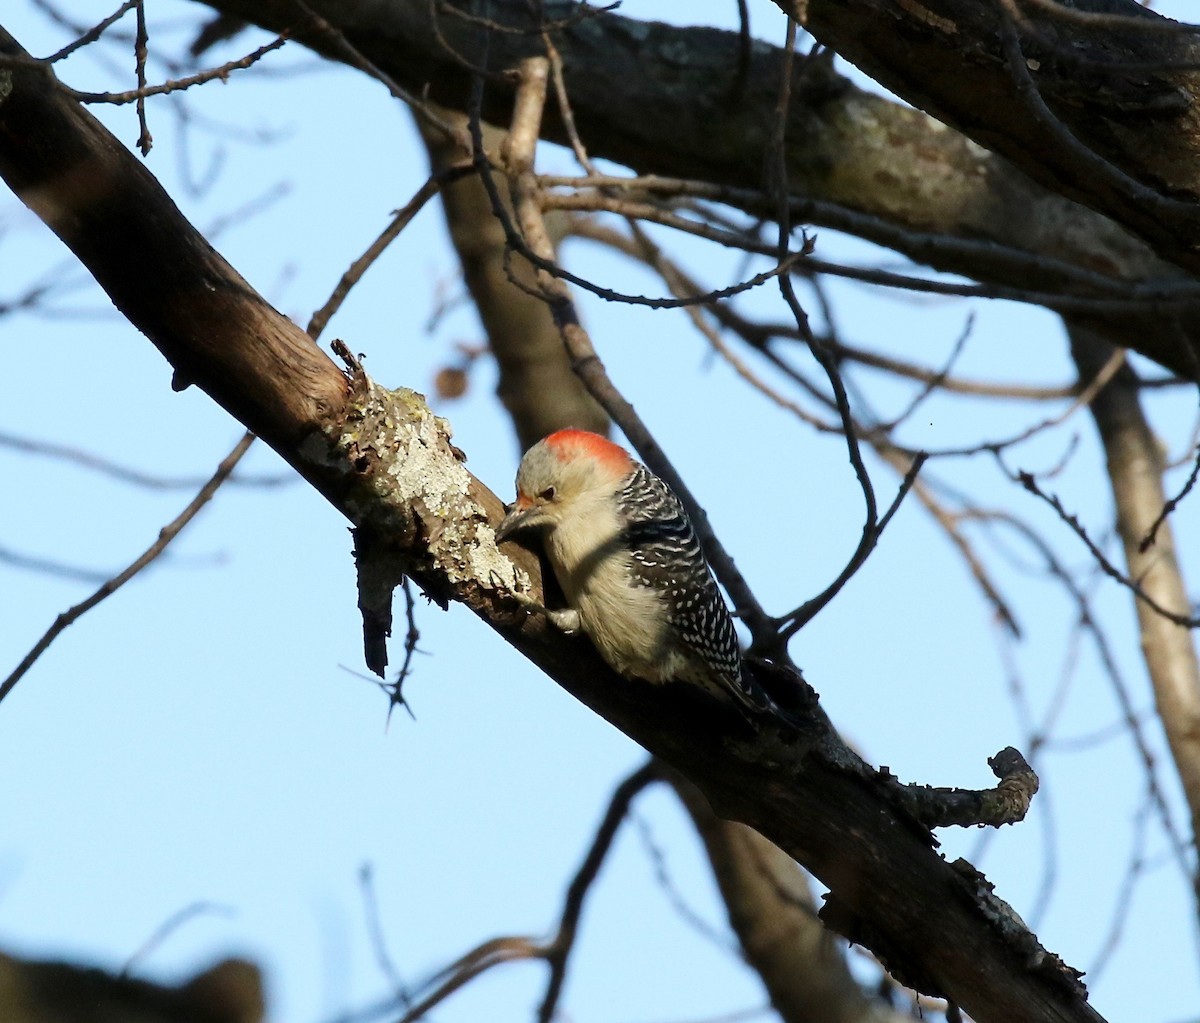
[0,24,1103,1023]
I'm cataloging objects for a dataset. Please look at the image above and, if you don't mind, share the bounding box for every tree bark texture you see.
[0,26,1105,1023]
[799,0,1200,271]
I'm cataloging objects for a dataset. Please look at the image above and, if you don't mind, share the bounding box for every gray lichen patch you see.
[324,374,527,595]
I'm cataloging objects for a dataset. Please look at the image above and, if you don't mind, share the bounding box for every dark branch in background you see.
[794,0,1200,278]
[995,0,1191,223]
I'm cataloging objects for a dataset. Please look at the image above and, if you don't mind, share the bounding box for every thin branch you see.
[539,172,1200,308]
[46,0,139,63]
[1140,443,1200,552]
[537,761,663,1023]
[0,429,288,489]
[359,863,413,1009]
[307,163,476,339]
[568,218,1080,402]
[133,1,151,153]
[68,33,289,106]
[335,762,663,1023]
[289,0,467,147]
[0,433,256,706]
[548,189,1194,315]
[121,901,235,976]
[1010,465,1200,627]
[896,346,1127,460]
[766,22,925,640]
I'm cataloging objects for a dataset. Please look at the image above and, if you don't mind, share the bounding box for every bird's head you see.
[495,429,633,542]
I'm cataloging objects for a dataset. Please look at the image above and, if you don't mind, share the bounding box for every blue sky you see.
[1,3,1198,1022]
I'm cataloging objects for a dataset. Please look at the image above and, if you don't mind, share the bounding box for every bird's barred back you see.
[618,466,743,686]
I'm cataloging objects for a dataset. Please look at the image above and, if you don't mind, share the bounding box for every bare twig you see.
[0,430,288,489]
[121,901,235,976]
[766,23,926,640]
[1140,443,1200,552]
[68,33,289,106]
[45,0,140,63]
[1010,466,1200,628]
[133,1,151,153]
[289,0,467,147]
[338,762,662,1023]
[537,761,663,1023]
[0,433,256,706]
[307,163,477,339]
[359,863,413,1008]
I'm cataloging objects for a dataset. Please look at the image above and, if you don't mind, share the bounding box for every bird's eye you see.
[539,486,556,501]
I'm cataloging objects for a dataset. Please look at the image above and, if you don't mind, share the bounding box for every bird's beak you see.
[495,500,541,543]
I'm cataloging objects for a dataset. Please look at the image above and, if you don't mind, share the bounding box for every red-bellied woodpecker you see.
[495,429,768,716]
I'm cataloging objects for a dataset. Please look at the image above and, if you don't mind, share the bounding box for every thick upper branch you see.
[181,0,1200,378]
[799,0,1200,273]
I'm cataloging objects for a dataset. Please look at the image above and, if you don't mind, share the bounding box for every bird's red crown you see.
[543,429,633,475]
